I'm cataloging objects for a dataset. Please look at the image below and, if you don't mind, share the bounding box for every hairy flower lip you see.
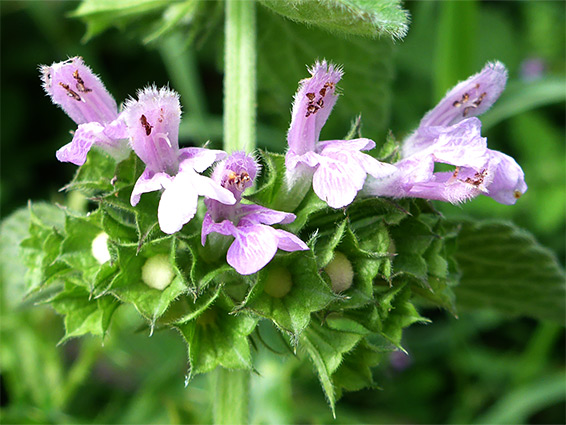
[285,61,395,209]
[41,56,130,165]
[123,86,235,234]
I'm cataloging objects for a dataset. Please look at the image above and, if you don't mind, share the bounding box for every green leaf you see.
[452,220,566,324]
[71,0,175,40]
[474,371,566,425]
[313,220,348,268]
[245,151,288,209]
[50,285,119,343]
[64,149,118,196]
[175,297,258,376]
[259,0,409,40]
[165,285,222,325]
[300,320,362,416]
[188,233,240,293]
[390,217,435,281]
[109,240,190,325]
[331,339,384,396]
[285,190,330,234]
[377,284,429,347]
[242,250,336,339]
[59,209,106,291]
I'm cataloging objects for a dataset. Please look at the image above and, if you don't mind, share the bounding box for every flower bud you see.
[264,266,293,298]
[324,251,354,293]
[141,254,175,291]
[91,232,111,264]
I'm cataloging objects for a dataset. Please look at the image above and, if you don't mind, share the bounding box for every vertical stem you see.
[213,367,250,425]
[224,0,256,153]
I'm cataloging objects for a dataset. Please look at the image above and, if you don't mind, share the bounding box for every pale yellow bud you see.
[91,232,111,264]
[324,251,354,293]
[141,254,175,291]
[264,266,293,298]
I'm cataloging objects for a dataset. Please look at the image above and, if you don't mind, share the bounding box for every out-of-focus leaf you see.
[70,0,175,40]
[434,1,479,102]
[482,78,566,129]
[259,0,409,40]
[19,202,67,293]
[473,371,566,424]
[1,207,35,307]
[453,220,566,324]
[257,7,395,148]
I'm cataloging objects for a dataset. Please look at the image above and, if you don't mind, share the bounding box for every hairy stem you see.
[224,0,256,153]
[213,367,250,424]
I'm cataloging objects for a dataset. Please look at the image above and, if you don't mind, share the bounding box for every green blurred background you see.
[1,1,564,423]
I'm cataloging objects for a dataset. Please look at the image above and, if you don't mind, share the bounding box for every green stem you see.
[224,0,256,153]
[213,367,250,425]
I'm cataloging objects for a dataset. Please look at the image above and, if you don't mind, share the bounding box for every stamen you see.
[73,70,92,93]
[464,169,487,187]
[225,170,251,191]
[58,82,82,101]
[447,166,461,184]
[140,114,153,136]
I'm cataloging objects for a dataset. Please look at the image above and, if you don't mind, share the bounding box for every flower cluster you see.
[363,62,527,205]
[41,57,526,276]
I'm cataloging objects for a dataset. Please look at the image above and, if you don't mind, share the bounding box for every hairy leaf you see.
[259,0,409,40]
[453,220,566,324]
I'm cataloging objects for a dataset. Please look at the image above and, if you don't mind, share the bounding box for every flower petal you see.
[420,61,508,128]
[238,204,296,225]
[179,147,227,173]
[428,119,488,169]
[407,171,484,204]
[312,153,367,208]
[271,228,309,252]
[122,86,181,174]
[403,118,489,164]
[317,137,376,152]
[192,173,236,205]
[157,171,199,234]
[226,225,279,275]
[201,213,238,246]
[56,122,101,165]
[130,168,172,206]
[287,61,343,154]
[319,139,397,179]
[485,150,527,205]
[362,155,434,198]
[40,56,118,125]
